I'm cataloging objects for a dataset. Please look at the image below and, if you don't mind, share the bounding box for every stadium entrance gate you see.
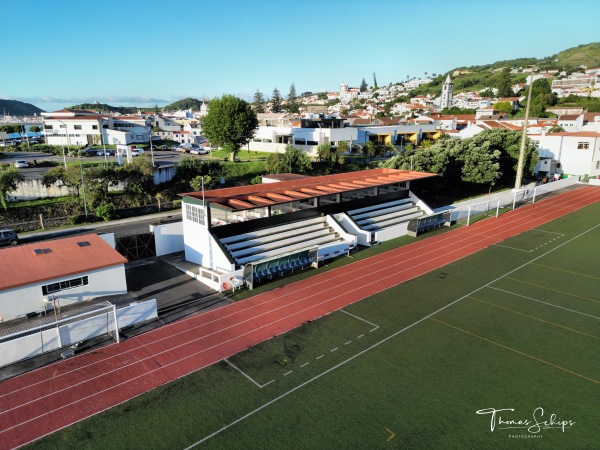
[115,227,156,261]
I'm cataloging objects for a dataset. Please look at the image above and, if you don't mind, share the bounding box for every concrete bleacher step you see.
[232,229,334,258]
[353,203,417,221]
[220,216,326,245]
[362,211,424,231]
[236,236,343,265]
[348,198,412,216]
[356,206,420,226]
[225,223,326,251]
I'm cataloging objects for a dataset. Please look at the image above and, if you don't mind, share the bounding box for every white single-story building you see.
[0,234,128,322]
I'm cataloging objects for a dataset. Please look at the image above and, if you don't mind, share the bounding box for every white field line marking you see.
[316,355,324,360]
[224,359,270,389]
[494,244,533,252]
[357,334,364,339]
[340,309,380,331]
[5,186,596,400]
[330,348,338,353]
[300,363,309,368]
[284,371,293,377]
[344,341,352,345]
[13,194,599,448]
[487,286,600,321]
[183,221,600,449]
[261,380,275,387]
[534,229,565,235]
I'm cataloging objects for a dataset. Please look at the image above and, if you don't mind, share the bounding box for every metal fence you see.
[451,177,578,225]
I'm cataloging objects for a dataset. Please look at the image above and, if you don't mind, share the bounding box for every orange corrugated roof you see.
[0,234,127,291]
[182,168,437,212]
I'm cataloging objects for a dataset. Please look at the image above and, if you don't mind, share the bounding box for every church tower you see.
[440,75,453,109]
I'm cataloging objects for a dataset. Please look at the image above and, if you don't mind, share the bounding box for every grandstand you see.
[180,168,437,289]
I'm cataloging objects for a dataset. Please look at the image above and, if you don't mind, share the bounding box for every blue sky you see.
[1,0,599,112]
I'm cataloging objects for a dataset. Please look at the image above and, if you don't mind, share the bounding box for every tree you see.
[201,94,259,161]
[284,144,312,174]
[494,101,513,115]
[287,83,299,113]
[548,124,565,133]
[29,125,41,134]
[317,142,344,170]
[120,155,155,206]
[271,88,282,113]
[360,78,368,92]
[42,165,84,197]
[496,67,513,98]
[252,89,265,113]
[373,73,378,89]
[0,168,24,210]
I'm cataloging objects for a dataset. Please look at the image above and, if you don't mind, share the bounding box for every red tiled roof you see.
[182,169,437,212]
[546,131,600,137]
[0,234,127,291]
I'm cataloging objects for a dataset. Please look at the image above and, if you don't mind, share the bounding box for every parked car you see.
[190,147,210,155]
[175,146,188,153]
[0,229,19,246]
[14,160,28,168]
[131,148,144,156]
[96,150,115,156]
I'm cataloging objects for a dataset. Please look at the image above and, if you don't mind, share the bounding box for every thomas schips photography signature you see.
[476,407,575,435]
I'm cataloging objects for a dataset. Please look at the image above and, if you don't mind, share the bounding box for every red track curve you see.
[1,185,599,449]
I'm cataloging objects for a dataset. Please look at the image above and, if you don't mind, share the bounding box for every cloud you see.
[0,94,14,100]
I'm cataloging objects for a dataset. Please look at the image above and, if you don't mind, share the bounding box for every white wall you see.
[151,221,184,256]
[0,265,127,321]
[182,203,234,272]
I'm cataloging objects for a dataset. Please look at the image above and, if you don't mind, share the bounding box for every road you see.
[0,150,216,180]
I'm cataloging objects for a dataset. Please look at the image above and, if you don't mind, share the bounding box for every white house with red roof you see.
[42,110,152,147]
[0,234,127,322]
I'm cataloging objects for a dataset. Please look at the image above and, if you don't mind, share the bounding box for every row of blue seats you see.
[253,258,313,283]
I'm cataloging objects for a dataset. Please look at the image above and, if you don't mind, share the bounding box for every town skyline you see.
[2,0,600,113]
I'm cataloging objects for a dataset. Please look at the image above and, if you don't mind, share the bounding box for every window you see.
[185,203,205,225]
[577,142,590,149]
[92,125,98,130]
[42,276,89,295]
[44,124,53,130]
[74,125,82,130]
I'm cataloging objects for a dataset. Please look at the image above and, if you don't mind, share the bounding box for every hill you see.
[410,42,600,98]
[0,99,44,116]
[66,103,157,114]
[163,97,202,111]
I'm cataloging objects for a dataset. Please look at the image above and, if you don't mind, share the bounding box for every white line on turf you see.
[316,355,324,360]
[357,334,364,339]
[487,286,600,320]
[184,222,600,450]
[340,309,380,330]
[284,371,293,377]
[494,244,533,252]
[301,363,309,368]
[330,348,338,352]
[344,341,352,345]
[224,359,271,389]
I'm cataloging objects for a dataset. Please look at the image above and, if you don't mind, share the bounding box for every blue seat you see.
[268,267,278,278]
[290,260,300,270]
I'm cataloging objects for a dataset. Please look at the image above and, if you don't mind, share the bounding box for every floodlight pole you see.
[514,76,534,190]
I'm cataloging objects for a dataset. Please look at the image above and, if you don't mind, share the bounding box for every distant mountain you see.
[0,99,44,116]
[163,98,203,111]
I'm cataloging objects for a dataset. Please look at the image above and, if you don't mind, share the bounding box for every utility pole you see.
[514,77,534,189]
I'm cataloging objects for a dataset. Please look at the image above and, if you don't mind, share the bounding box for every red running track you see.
[1,185,599,449]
